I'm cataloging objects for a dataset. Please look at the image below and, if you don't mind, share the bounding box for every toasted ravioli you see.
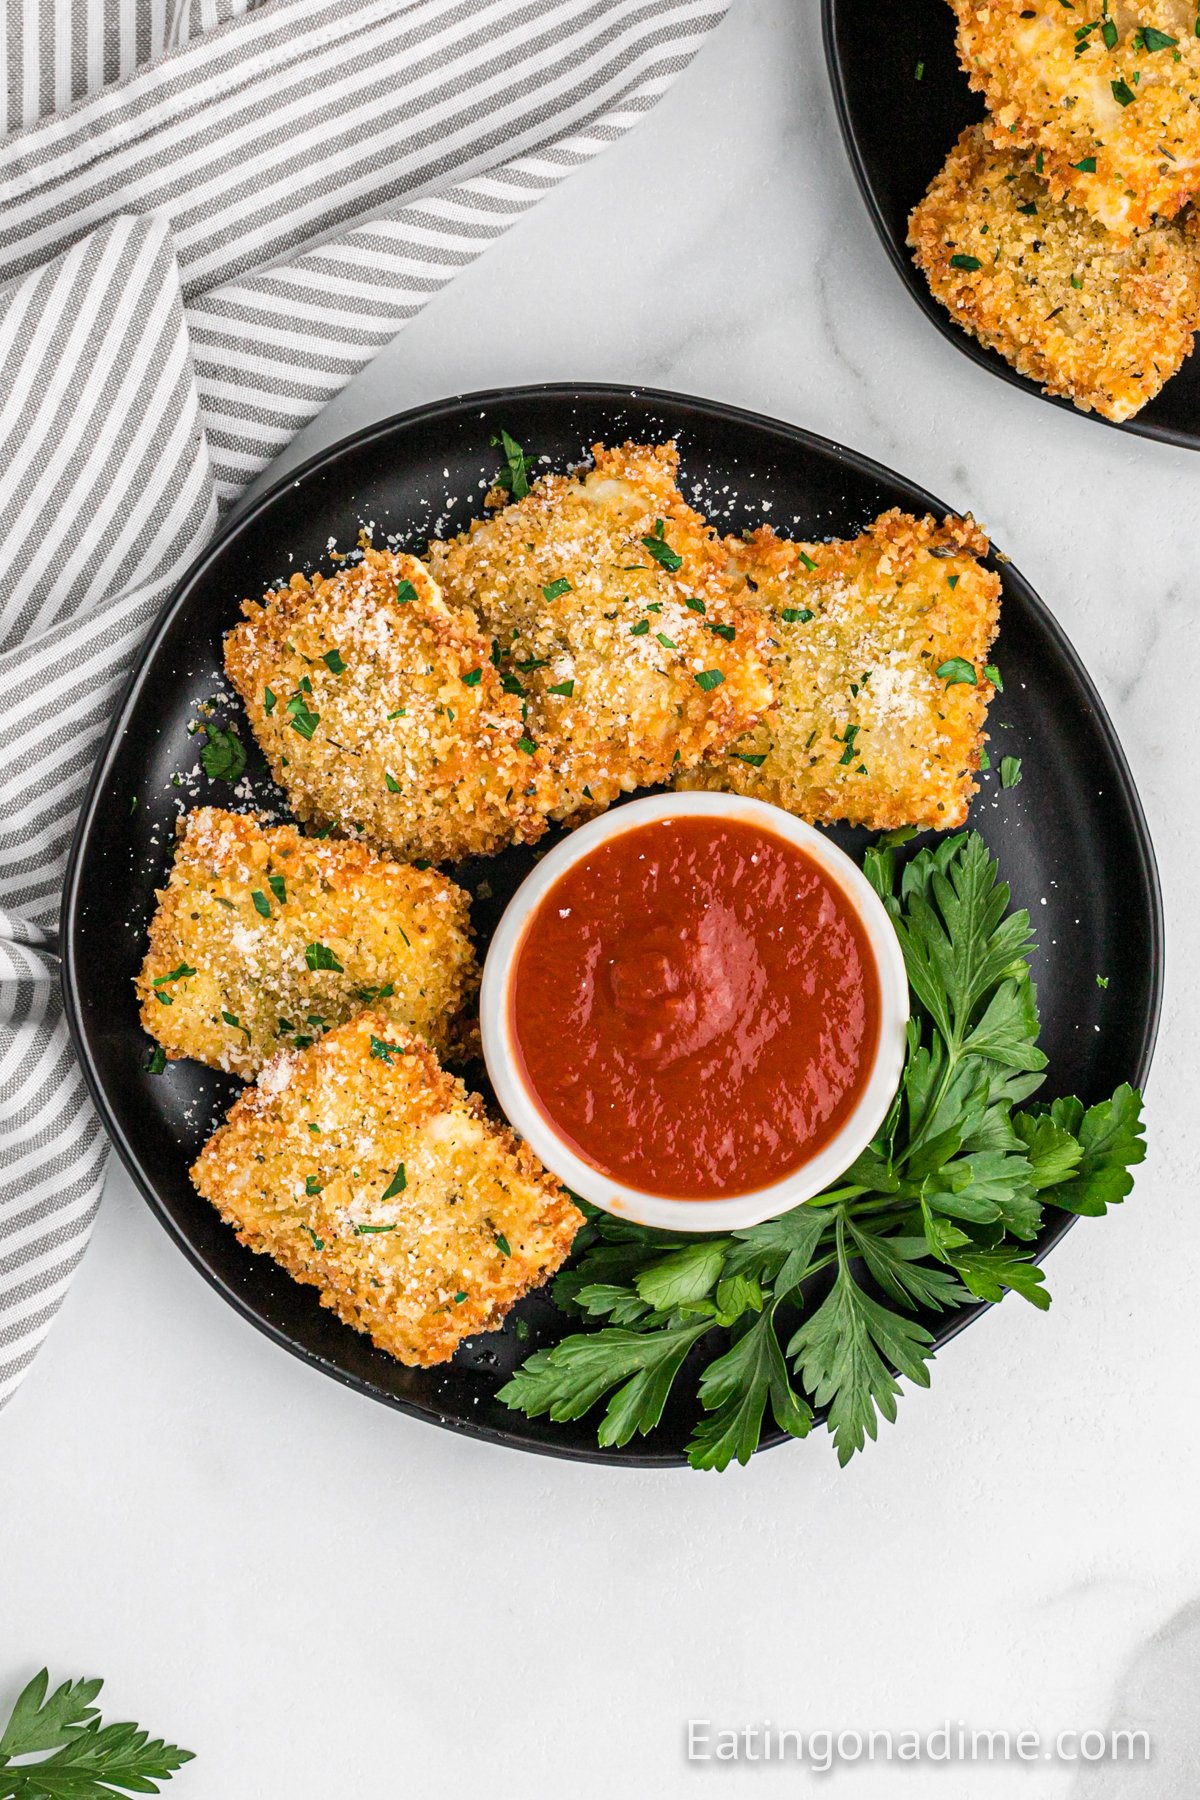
[425,443,775,821]
[191,1014,583,1367]
[909,127,1200,420]
[678,512,1000,832]
[137,809,477,1075]
[224,547,551,863]
[950,0,1200,234]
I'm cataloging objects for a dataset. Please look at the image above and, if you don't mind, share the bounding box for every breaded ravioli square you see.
[425,443,775,821]
[191,1014,583,1368]
[224,547,551,863]
[137,809,477,1076]
[950,0,1200,235]
[909,127,1200,421]
[678,511,1000,833]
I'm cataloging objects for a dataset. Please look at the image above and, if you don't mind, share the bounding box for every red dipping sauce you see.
[510,816,881,1199]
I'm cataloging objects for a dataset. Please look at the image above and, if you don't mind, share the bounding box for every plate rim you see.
[59,379,1166,1466]
[820,0,1200,453]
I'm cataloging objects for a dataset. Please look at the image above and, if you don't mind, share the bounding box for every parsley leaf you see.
[304,941,343,972]
[380,1164,407,1200]
[640,519,684,572]
[788,1216,936,1464]
[200,726,246,783]
[0,1668,193,1796]
[490,429,535,500]
[936,657,977,687]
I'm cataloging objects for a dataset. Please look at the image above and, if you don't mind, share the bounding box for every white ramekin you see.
[481,792,909,1233]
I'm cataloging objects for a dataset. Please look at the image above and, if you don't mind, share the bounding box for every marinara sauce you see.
[510,816,880,1199]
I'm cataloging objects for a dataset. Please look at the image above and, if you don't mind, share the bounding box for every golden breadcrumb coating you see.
[425,443,775,822]
[950,0,1200,234]
[136,808,477,1076]
[678,511,1000,832]
[191,1013,583,1368]
[224,547,552,863]
[909,127,1200,420]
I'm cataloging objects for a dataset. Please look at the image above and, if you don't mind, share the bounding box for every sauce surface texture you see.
[510,816,881,1199]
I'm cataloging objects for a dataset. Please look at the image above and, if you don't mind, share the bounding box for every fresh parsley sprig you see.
[0,1670,193,1797]
[498,831,1146,1468]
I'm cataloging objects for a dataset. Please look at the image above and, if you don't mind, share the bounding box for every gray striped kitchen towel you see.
[0,0,730,1408]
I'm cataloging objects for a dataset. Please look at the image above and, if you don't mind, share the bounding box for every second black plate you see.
[62,383,1162,1464]
[823,0,1200,449]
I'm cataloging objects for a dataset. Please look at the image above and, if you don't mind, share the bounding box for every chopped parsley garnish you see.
[518,735,538,754]
[501,671,525,696]
[1000,755,1023,789]
[461,667,483,686]
[781,607,814,624]
[221,1010,251,1042]
[490,429,535,500]
[914,58,924,79]
[263,686,277,715]
[950,253,982,271]
[355,1223,397,1235]
[384,772,402,793]
[706,622,735,642]
[145,1044,167,1074]
[542,578,573,601]
[730,751,768,767]
[694,669,724,691]
[370,1036,404,1064]
[629,618,650,637]
[1102,14,1118,47]
[201,726,246,783]
[381,1164,407,1200]
[1072,155,1098,172]
[495,1233,512,1257]
[984,662,1003,690]
[395,579,418,604]
[268,873,287,904]
[1136,25,1176,49]
[454,1290,468,1304]
[641,518,684,572]
[980,747,991,771]
[251,889,271,918]
[1110,76,1135,104]
[153,963,196,986]
[1017,201,1038,215]
[322,648,346,674]
[656,632,676,649]
[798,551,818,572]
[303,1226,324,1252]
[937,657,977,687]
[547,679,574,697]
[1096,974,1110,988]
[837,724,861,766]
[684,596,706,614]
[304,941,343,972]
[286,693,320,740]
[355,983,395,1004]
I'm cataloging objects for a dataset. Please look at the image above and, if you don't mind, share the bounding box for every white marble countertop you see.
[5,3,1200,1795]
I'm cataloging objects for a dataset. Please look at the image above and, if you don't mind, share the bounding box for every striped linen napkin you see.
[0,0,730,1409]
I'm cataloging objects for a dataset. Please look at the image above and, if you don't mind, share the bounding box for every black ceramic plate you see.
[823,0,1200,449]
[62,384,1162,1465]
